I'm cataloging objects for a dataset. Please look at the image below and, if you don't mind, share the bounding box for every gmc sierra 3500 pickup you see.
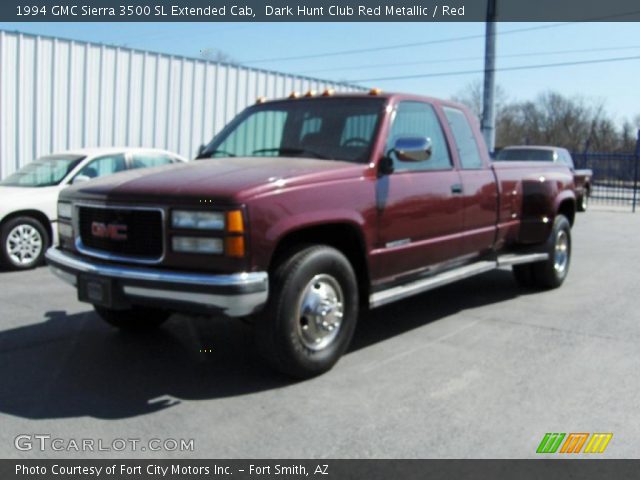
[46,91,577,378]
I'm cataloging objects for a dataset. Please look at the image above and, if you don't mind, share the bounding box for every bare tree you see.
[451,80,508,123]
[199,48,238,65]
[454,83,638,152]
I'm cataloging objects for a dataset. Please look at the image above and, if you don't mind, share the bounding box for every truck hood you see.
[60,157,369,204]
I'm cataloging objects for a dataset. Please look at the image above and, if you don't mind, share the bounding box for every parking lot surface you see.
[1,210,638,458]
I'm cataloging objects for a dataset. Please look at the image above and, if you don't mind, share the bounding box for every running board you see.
[496,252,549,267]
[369,252,549,309]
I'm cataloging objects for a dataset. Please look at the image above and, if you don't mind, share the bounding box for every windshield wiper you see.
[196,149,237,159]
[252,147,331,160]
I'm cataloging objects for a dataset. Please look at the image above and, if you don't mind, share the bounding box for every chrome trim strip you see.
[123,287,268,318]
[49,265,77,286]
[497,253,549,267]
[370,261,496,309]
[370,251,552,309]
[73,202,166,265]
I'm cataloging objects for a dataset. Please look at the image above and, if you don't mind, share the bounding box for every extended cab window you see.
[386,101,452,171]
[443,107,484,169]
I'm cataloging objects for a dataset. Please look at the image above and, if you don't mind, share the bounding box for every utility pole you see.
[633,129,639,213]
[481,0,497,154]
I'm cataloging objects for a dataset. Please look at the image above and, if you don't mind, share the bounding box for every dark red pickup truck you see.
[46,91,577,378]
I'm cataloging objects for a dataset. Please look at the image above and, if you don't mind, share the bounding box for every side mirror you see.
[392,137,433,162]
[72,175,91,185]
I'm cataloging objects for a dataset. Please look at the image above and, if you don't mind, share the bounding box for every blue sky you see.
[2,21,639,126]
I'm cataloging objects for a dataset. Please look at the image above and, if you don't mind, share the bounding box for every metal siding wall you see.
[0,30,366,179]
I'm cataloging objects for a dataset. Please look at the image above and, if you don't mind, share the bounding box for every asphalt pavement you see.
[0,210,638,458]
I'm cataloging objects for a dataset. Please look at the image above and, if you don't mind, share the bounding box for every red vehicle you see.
[46,91,577,378]
[495,146,592,211]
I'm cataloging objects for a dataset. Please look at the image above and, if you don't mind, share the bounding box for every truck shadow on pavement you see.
[0,269,531,420]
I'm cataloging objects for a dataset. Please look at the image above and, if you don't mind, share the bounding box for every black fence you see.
[572,151,640,211]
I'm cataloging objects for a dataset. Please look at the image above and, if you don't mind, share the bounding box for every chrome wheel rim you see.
[554,230,569,274]
[6,224,43,266]
[295,274,344,351]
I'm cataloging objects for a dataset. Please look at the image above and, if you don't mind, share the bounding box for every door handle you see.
[450,183,463,194]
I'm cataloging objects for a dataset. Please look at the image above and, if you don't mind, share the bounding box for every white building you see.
[0,30,364,179]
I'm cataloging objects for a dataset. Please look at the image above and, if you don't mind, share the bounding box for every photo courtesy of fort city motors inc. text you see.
[0,0,639,478]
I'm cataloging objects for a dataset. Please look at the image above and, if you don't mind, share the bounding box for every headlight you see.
[172,236,223,254]
[172,210,225,230]
[57,202,72,219]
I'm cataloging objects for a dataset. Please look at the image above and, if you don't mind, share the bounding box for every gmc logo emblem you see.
[91,221,128,241]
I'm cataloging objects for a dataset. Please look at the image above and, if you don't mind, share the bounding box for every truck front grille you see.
[77,206,163,261]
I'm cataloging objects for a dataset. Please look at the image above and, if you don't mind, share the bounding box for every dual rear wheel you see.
[512,214,571,289]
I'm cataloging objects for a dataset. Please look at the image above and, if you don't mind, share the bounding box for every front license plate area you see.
[78,275,125,308]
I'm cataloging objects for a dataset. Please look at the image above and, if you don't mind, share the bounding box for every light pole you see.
[481,0,497,154]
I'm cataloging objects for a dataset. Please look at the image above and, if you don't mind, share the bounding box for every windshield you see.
[199,97,386,163]
[0,155,85,187]
[495,149,555,162]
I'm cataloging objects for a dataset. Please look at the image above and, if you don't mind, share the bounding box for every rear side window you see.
[75,154,127,180]
[131,153,175,169]
[386,101,452,171]
[443,107,484,169]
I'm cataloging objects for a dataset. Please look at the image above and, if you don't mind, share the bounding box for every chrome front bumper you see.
[45,247,268,317]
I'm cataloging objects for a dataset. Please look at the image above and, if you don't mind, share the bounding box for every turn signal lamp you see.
[226,210,244,234]
[225,236,245,258]
[225,210,245,257]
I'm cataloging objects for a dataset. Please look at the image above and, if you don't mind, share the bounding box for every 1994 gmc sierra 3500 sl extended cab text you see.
[46,91,577,378]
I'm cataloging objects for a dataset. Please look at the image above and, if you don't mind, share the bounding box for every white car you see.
[0,147,187,270]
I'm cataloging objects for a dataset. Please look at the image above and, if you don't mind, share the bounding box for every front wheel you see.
[254,245,359,379]
[94,305,170,331]
[0,216,49,270]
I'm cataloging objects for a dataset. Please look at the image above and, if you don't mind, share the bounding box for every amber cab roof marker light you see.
[256,96,267,104]
[304,90,316,97]
[369,88,382,95]
[288,91,300,99]
[321,88,335,97]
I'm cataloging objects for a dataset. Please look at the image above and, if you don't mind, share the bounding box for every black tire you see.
[577,190,589,212]
[0,216,49,271]
[529,214,572,289]
[254,245,359,379]
[512,263,536,288]
[94,305,170,331]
